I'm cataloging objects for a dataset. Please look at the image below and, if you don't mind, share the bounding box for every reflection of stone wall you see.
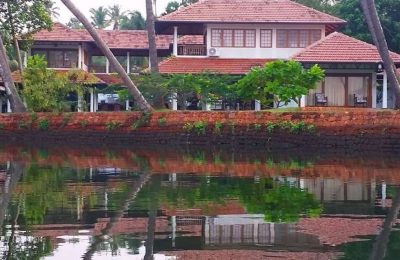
[1,109,400,148]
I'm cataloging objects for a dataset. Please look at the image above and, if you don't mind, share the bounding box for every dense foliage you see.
[295,0,400,53]
[236,60,324,107]
[22,55,95,112]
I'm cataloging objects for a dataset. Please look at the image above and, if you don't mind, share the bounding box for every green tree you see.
[0,0,52,73]
[236,60,324,108]
[89,6,110,29]
[108,5,125,30]
[66,17,84,29]
[163,1,180,15]
[120,11,146,30]
[294,0,339,13]
[22,55,78,112]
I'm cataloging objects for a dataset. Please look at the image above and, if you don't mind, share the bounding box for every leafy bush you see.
[194,121,207,135]
[38,119,49,130]
[158,117,167,126]
[105,121,122,131]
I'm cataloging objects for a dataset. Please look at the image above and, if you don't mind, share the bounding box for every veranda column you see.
[127,52,130,73]
[106,59,110,73]
[90,88,94,112]
[382,182,387,207]
[254,100,261,111]
[77,94,83,112]
[172,93,178,110]
[6,99,11,113]
[173,26,178,56]
[126,99,130,111]
[300,95,306,108]
[78,45,83,69]
[383,71,388,108]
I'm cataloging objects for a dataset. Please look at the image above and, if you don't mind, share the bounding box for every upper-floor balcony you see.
[177,45,207,56]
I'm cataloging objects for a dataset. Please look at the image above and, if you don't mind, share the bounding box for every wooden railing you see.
[178,45,207,56]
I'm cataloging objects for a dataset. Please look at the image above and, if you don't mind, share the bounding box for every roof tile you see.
[159,0,345,25]
[159,57,271,74]
[292,32,400,63]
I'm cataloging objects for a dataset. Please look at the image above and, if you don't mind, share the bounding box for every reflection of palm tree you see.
[108,5,125,30]
[369,187,400,260]
[83,173,150,260]
[89,7,110,29]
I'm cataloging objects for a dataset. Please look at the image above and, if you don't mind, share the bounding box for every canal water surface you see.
[0,145,399,259]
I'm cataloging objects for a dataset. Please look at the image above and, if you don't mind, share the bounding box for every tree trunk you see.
[369,187,400,260]
[146,0,159,73]
[360,0,400,108]
[60,0,153,113]
[0,33,26,113]
[6,1,24,73]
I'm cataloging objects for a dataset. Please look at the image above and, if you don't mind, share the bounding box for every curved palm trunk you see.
[0,33,26,113]
[60,0,153,112]
[6,0,24,74]
[360,0,400,108]
[146,0,159,73]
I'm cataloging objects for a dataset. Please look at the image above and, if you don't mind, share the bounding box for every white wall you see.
[205,23,325,59]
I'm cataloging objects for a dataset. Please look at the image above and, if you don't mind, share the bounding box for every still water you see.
[0,145,399,259]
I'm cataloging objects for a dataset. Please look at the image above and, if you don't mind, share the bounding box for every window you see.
[211,29,256,48]
[234,30,244,47]
[223,29,233,47]
[260,30,272,48]
[276,29,322,48]
[32,49,79,68]
[211,29,222,47]
[244,30,256,47]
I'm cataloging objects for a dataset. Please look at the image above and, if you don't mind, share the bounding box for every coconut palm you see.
[0,33,26,112]
[120,11,146,30]
[60,0,152,112]
[146,0,159,73]
[44,0,60,19]
[108,5,125,30]
[360,0,400,108]
[67,17,83,29]
[89,6,110,29]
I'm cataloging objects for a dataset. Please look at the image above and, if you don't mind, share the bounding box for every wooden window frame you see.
[31,48,79,68]
[260,29,273,48]
[211,28,256,48]
[276,29,322,48]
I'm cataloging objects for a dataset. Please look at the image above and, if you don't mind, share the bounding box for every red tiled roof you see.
[159,0,346,25]
[159,57,271,74]
[2,69,105,84]
[292,32,400,64]
[94,73,124,85]
[32,23,173,50]
[178,35,205,45]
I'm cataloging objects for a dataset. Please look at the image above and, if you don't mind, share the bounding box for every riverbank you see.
[0,108,399,150]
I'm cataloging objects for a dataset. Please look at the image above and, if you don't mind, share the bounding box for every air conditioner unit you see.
[208,48,220,57]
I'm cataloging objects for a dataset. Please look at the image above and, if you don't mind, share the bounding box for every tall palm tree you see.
[60,0,152,112]
[146,0,159,73]
[67,17,84,29]
[44,0,60,19]
[120,11,146,30]
[89,6,110,29]
[0,33,26,112]
[108,5,125,30]
[360,0,400,108]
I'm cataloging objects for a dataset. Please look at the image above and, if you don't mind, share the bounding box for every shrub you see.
[158,117,167,126]
[266,122,275,134]
[194,121,207,135]
[38,119,49,130]
[105,121,122,131]
[131,112,152,130]
[80,120,88,128]
[183,122,194,132]
[214,121,223,135]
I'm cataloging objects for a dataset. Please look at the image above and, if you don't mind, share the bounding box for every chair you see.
[353,94,368,107]
[315,93,328,106]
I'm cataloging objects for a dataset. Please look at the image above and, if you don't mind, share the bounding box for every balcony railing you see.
[178,45,207,56]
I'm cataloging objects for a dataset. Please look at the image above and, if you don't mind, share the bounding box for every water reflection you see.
[0,145,399,259]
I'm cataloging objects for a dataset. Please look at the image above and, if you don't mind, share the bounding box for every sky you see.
[54,0,172,24]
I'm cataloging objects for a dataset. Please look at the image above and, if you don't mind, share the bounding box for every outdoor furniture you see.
[315,93,328,106]
[353,94,368,107]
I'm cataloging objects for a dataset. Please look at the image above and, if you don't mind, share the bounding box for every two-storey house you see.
[156,0,400,108]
